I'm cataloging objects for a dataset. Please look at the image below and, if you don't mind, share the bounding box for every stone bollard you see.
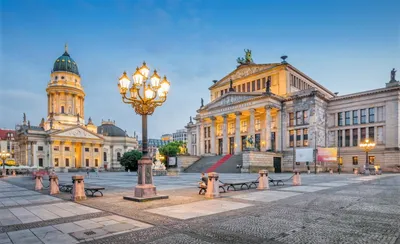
[205,172,220,199]
[49,175,59,195]
[257,169,269,190]
[329,169,333,174]
[353,168,358,175]
[35,175,43,190]
[71,175,86,201]
[293,170,301,186]
[12,170,16,176]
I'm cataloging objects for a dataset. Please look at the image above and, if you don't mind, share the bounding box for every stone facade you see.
[14,46,138,171]
[186,51,400,173]
[177,155,201,170]
[242,151,279,173]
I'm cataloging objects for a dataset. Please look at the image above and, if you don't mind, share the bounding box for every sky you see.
[0,0,399,138]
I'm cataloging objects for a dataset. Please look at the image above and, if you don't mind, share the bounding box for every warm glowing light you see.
[118,72,131,89]
[144,85,155,99]
[160,76,170,93]
[133,67,144,87]
[157,87,166,97]
[139,62,150,78]
[150,70,161,88]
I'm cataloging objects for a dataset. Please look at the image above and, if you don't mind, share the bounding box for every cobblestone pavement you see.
[1,173,400,243]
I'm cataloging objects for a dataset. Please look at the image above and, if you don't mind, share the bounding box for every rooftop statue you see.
[390,68,397,82]
[237,49,254,65]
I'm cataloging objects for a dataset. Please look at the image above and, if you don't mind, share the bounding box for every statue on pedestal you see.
[152,149,166,171]
[390,68,397,82]
[245,135,254,149]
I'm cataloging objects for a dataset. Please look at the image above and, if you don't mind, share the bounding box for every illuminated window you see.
[289,130,294,147]
[352,156,358,165]
[229,123,235,134]
[255,119,261,131]
[289,113,295,126]
[296,130,301,147]
[241,121,248,133]
[303,110,309,124]
[296,111,302,125]
[303,129,308,146]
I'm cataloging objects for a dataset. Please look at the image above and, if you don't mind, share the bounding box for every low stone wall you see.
[242,151,282,173]
[178,155,201,170]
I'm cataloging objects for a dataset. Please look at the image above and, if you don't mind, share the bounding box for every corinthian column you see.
[235,112,242,154]
[265,106,272,151]
[249,108,255,139]
[222,114,228,155]
[210,116,216,155]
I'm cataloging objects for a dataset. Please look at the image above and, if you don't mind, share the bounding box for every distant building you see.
[161,134,173,143]
[138,139,169,157]
[0,129,18,166]
[172,129,187,143]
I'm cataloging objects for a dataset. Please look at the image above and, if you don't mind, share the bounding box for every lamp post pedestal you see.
[124,157,168,202]
[2,159,6,177]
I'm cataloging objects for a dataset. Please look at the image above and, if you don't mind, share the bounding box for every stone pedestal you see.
[35,175,43,191]
[293,171,301,186]
[49,175,59,195]
[123,157,168,202]
[205,172,220,199]
[257,170,269,190]
[353,168,359,175]
[71,175,86,201]
[12,170,16,176]
[1,169,6,177]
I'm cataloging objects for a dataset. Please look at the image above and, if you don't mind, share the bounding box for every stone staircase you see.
[184,155,243,173]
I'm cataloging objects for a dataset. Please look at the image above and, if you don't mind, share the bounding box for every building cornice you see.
[329,86,400,101]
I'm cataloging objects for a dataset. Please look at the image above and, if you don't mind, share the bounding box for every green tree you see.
[159,141,184,167]
[120,150,142,171]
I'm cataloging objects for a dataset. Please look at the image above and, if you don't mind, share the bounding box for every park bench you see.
[59,183,73,193]
[219,180,253,191]
[268,177,285,186]
[85,186,105,197]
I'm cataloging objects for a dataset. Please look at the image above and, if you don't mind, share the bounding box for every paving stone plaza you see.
[0,172,399,243]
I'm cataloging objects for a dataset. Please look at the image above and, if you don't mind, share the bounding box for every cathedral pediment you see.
[211,63,281,88]
[50,126,102,140]
[203,93,260,110]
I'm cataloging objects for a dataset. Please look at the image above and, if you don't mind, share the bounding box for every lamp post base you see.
[1,169,6,177]
[123,157,168,202]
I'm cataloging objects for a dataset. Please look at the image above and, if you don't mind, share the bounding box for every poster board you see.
[295,148,314,162]
[317,147,337,162]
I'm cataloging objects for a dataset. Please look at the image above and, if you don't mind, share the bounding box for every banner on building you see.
[317,147,337,162]
[295,148,314,162]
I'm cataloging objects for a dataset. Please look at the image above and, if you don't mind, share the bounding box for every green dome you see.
[52,50,80,76]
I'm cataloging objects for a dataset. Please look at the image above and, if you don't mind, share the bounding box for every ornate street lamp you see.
[359,139,375,175]
[118,62,170,201]
[1,151,11,177]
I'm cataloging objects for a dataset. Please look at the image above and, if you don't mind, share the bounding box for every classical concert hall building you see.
[186,51,400,172]
[15,46,138,171]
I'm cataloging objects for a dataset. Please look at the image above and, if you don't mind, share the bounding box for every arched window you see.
[117,152,121,161]
[61,106,65,113]
[103,152,107,162]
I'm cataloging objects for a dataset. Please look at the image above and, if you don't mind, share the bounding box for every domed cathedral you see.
[15,45,138,172]
[45,44,85,130]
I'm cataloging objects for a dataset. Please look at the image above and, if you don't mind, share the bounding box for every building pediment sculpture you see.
[237,49,254,65]
[55,127,100,139]
[206,94,258,110]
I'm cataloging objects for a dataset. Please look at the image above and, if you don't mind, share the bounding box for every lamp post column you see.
[365,150,370,176]
[222,114,228,155]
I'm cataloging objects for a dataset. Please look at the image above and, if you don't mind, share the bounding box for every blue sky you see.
[1,0,399,138]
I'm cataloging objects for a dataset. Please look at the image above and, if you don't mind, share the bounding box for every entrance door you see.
[229,137,234,155]
[75,144,81,168]
[218,139,223,155]
[241,136,246,151]
[273,157,282,173]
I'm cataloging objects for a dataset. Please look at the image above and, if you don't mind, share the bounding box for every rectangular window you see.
[64,147,70,152]
[224,88,228,94]
[338,130,343,147]
[369,127,374,142]
[38,146,44,151]
[296,111,303,125]
[369,108,375,123]
[86,159,89,167]
[361,128,366,141]
[251,80,255,91]
[352,128,358,146]
[345,111,350,125]
[338,112,343,126]
[240,121,248,133]
[229,123,235,134]
[257,79,261,90]
[303,110,309,124]
[352,156,358,165]
[262,77,266,89]
[204,127,208,138]
[361,109,366,124]
[345,129,350,147]
[238,85,241,92]
[377,126,384,144]
[289,130,294,147]
[289,112,295,126]
[95,159,98,167]
[85,148,89,152]
[353,110,358,125]
[255,119,261,131]
[38,158,43,167]
[303,128,308,146]
[369,156,375,165]
[377,106,384,122]
[247,82,250,92]
[65,158,69,167]
[53,146,59,151]
[296,130,302,147]
[55,158,59,167]
[242,84,245,92]
[208,127,211,138]
[94,148,99,153]
[220,90,223,96]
